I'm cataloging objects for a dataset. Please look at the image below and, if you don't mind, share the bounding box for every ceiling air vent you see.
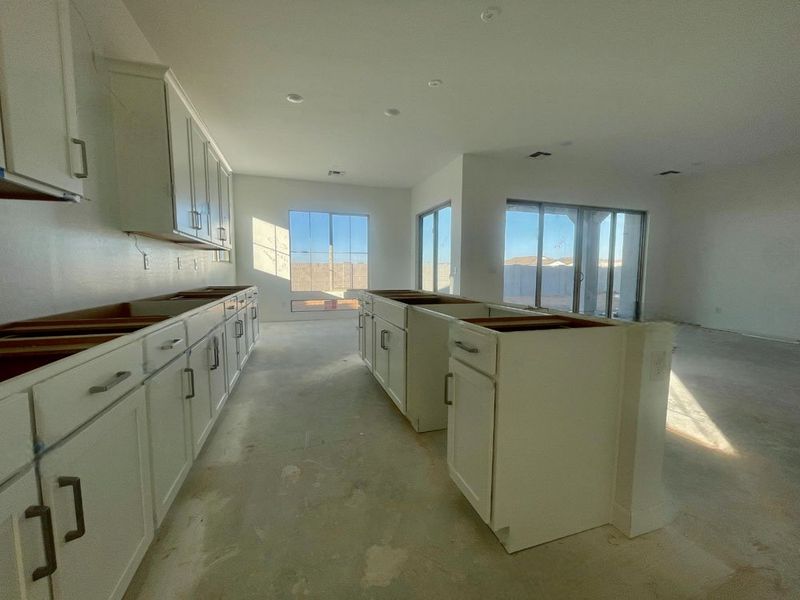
[328,170,345,177]
[658,170,681,176]
[528,151,552,159]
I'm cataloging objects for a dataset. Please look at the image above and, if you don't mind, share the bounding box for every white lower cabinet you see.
[0,468,52,600]
[146,359,191,527]
[186,343,213,459]
[446,358,495,524]
[373,317,406,413]
[208,327,227,416]
[39,387,153,600]
[249,303,260,344]
[224,315,243,390]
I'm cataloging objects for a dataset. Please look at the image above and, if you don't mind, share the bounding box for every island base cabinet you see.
[446,358,495,524]
[38,387,153,600]
[146,359,191,528]
[373,317,407,413]
[0,468,52,600]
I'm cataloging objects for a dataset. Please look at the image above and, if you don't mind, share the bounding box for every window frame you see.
[504,199,648,320]
[288,210,370,293]
[416,201,452,292]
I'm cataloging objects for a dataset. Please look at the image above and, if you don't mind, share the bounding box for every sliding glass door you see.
[503,201,646,320]
[418,203,452,293]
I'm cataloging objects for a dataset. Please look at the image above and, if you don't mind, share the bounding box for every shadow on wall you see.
[252,217,290,280]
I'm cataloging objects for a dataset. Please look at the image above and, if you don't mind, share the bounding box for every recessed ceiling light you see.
[480,7,501,22]
[428,79,443,88]
[384,108,400,117]
[286,93,304,104]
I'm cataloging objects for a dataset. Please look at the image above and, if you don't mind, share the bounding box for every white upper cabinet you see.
[218,168,232,249]
[0,0,84,201]
[108,60,232,250]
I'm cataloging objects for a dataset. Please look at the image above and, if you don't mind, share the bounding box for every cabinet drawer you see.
[236,293,247,311]
[144,321,187,373]
[223,298,238,320]
[0,393,33,483]
[449,322,497,376]
[186,302,224,347]
[33,342,143,446]
[373,297,406,329]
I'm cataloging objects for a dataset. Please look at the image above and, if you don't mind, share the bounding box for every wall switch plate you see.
[177,257,182,270]
[143,254,150,270]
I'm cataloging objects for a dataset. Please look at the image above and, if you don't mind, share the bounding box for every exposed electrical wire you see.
[128,232,147,258]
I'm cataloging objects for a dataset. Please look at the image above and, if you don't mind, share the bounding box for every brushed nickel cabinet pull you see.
[71,138,88,178]
[184,367,195,399]
[25,505,57,580]
[380,330,389,350]
[89,371,131,394]
[160,338,184,350]
[454,340,479,354]
[57,477,86,542]
[444,372,454,405]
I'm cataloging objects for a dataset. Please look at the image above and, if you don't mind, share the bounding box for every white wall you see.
[410,156,463,292]
[0,0,234,324]
[234,174,412,321]
[664,148,800,341]
[457,154,672,319]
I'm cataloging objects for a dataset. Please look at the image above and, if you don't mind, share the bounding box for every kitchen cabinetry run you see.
[108,60,232,250]
[39,387,153,600]
[0,0,84,202]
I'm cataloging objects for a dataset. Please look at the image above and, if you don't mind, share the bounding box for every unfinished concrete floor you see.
[124,320,800,600]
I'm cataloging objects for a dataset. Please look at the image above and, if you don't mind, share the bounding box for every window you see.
[417,203,452,293]
[503,200,646,320]
[288,211,368,292]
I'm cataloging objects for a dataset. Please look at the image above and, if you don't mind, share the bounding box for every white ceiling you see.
[123,0,800,188]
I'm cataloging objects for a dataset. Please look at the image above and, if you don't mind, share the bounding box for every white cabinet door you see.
[364,315,374,372]
[224,317,242,391]
[250,303,260,344]
[187,342,213,458]
[0,468,52,600]
[206,148,223,246]
[189,122,211,242]
[386,322,406,413]
[447,358,495,524]
[208,328,227,415]
[373,317,390,389]
[39,387,153,600]
[219,169,232,248]
[146,359,191,527]
[0,0,83,197]
[166,83,195,236]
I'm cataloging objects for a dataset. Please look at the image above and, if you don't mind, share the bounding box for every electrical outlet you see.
[193,258,198,271]
[177,257,182,270]
[143,254,150,270]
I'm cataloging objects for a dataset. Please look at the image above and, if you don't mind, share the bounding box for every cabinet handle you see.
[71,138,88,179]
[25,505,57,580]
[160,338,184,350]
[190,210,203,230]
[57,477,86,542]
[454,340,479,354]
[251,305,258,320]
[444,372,454,405]
[357,314,363,330]
[89,371,131,394]
[235,319,244,338]
[184,367,196,399]
[217,226,227,241]
[210,336,220,370]
[380,330,389,350]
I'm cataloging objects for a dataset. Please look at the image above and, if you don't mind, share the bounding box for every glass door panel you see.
[540,205,577,311]
[578,209,613,316]
[436,206,452,293]
[503,203,540,305]
[611,212,643,319]
[420,213,434,291]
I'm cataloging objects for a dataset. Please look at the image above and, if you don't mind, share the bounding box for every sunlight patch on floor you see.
[667,372,738,456]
